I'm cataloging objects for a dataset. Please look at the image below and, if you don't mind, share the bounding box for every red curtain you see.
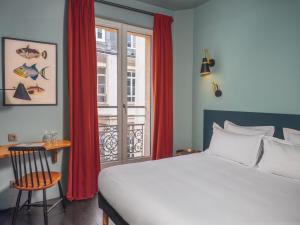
[67,0,100,200]
[152,14,174,160]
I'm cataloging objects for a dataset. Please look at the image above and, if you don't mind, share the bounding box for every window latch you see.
[123,103,127,114]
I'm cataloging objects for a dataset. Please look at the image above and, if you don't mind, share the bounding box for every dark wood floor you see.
[0,196,113,225]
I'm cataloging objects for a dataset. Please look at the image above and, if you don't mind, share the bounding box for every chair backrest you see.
[8,146,52,188]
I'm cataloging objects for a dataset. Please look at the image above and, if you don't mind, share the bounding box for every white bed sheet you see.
[99,152,300,225]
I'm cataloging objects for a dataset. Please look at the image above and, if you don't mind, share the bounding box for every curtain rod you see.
[95,0,155,16]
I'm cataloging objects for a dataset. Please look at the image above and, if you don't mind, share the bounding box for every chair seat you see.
[15,172,61,191]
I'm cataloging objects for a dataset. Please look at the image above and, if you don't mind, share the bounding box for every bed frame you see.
[98,192,129,225]
[99,109,300,225]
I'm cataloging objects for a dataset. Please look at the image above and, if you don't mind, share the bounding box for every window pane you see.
[98,96,104,102]
[96,25,119,163]
[99,86,105,94]
[132,36,136,48]
[97,67,106,74]
[127,35,131,47]
[99,76,106,84]
[127,32,151,159]
[127,87,131,95]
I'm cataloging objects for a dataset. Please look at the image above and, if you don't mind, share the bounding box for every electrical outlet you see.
[8,133,17,142]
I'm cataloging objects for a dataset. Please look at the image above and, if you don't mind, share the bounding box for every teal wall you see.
[173,9,194,150]
[0,0,173,210]
[0,0,68,210]
[192,0,300,149]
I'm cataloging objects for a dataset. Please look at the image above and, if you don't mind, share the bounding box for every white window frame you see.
[95,18,153,168]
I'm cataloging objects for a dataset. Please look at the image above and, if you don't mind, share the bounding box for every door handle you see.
[123,103,127,114]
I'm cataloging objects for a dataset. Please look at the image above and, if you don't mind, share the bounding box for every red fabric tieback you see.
[152,14,174,160]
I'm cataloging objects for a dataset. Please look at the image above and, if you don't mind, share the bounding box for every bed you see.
[98,110,300,225]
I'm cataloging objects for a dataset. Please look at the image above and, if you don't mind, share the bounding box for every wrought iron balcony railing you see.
[99,123,144,163]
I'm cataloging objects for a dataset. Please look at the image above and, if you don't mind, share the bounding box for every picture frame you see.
[2,37,57,106]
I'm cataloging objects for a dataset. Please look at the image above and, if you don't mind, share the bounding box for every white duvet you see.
[99,152,300,225]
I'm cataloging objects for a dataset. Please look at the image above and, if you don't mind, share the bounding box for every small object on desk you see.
[43,130,59,144]
[50,131,58,144]
[176,148,202,156]
[43,131,50,143]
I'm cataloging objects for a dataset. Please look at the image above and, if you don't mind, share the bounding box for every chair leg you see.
[58,181,66,211]
[27,191,32,211]
[42,189,48,225]
[12,190,22,225]
[103,211,109,225]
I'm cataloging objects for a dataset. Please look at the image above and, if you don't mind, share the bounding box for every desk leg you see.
[51,150,58,164]
[103,211,109,225]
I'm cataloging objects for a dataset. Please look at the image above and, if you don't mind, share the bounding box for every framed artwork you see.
[2,37,57,106]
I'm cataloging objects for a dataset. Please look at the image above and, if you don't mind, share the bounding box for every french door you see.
[95,18,152,167]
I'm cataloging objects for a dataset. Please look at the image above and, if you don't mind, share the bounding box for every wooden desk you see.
[0,140,71,163]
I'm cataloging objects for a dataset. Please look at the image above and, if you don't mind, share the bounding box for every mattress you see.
[99,152,300,225]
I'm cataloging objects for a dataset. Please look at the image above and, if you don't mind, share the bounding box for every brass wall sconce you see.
[200,49,215,76]
[200,49,222,97]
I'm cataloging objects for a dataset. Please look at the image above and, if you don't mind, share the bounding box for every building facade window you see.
[127,71,136,103]
[127,35,136,49]
[97,66,107,104]
[96,28,105,42]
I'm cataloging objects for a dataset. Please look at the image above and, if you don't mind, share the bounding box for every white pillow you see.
[283,128,300,145]
[224,120,275,136]
[209,126,264,167]
[258,137,300,180]
[213,122,222,129]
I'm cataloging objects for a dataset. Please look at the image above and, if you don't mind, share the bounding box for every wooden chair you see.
[8,146,66,225]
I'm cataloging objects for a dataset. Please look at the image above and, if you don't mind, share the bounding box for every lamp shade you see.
[13,83,31,100]
[200,57,211,75]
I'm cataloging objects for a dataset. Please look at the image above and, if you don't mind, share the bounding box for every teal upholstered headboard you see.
[203,110,300,150]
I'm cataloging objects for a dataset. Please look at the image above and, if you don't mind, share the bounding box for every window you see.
[96,28,105,42]
[96,18,152,167]
[98,67,106,74]
[97,66,107,104]
[127,71,136,103]
[127,35,136,49]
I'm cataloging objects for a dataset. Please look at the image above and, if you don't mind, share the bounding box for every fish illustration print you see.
[27,84,45,95]
[13,64,49,80]
[16,45,47,59]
